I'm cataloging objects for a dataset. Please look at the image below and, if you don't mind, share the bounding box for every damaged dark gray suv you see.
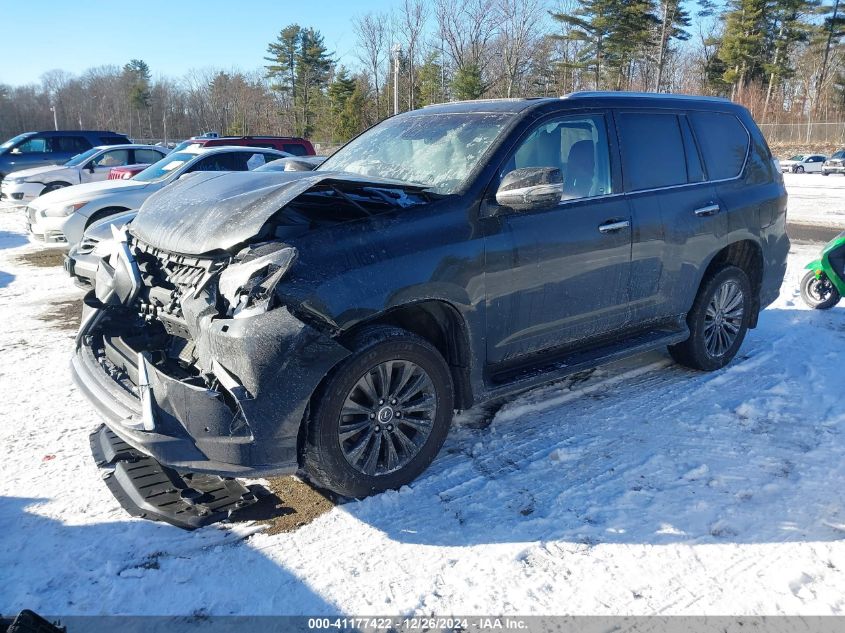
[73,93,789,498]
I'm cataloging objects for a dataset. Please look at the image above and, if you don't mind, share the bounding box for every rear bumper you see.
[72,300,350,476]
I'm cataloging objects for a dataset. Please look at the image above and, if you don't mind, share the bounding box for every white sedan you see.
[0,145,167,206]
[779,154,827,173]
[25,145,289,249]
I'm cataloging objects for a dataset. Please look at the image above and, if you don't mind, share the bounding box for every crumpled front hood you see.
[130,170,428,255]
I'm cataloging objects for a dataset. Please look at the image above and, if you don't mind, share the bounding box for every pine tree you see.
[654,0,692,91]
[552,0,617,88]
[761,0,819,122]
[123,59,151,137]
[295,28,333,137]
[451,65,484,100]
[265,25,303,131]
[552,0,658,90]
[717,0,768,101]
[328,66,357,142]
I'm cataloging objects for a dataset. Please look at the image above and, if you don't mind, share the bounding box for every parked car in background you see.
[780,154,827,173]
[0,131,130,179]
[255,156,326,172]
[822,150,845,176]
[108,165,150,180]
[74,93,789,499]
[26,145,289,249]
[0,145,167,206]
[171,135,315,156]
[64,210,136,288]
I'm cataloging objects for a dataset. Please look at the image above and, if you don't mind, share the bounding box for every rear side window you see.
[55,136,91,153]
[283,143,308,156]
[689,112,749,180]
[617,112,687,191]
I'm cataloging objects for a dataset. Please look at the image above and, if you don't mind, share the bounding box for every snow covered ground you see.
[784,172,845,229]
[0,206,844,618]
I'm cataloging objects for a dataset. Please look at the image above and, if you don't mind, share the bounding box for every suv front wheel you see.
[303,326,455,498]
[669,265,752,371]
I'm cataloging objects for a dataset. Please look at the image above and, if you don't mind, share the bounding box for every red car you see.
[108,164,149,180]
[173,135,315,156]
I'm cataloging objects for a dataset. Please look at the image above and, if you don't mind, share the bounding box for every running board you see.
[487,326,689,398]
[90,425,259,530]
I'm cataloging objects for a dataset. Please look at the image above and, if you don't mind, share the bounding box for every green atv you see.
[800,231,845,309]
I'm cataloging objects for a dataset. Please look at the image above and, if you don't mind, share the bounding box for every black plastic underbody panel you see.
[90,425,259,530]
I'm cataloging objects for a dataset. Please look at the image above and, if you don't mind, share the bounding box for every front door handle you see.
[694,203,721,217]
[598,220,630,233]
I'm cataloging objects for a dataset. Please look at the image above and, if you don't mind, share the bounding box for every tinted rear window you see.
[283,143,308,156]
[617,112,688,191]
[689,112,749,180]
[99,135,130,146]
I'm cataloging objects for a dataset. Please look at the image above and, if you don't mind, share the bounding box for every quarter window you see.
[689,112,749,180]
[504,113,613,200]
[617,112,687,191]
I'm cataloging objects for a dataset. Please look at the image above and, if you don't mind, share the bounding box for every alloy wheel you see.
[807,276,835,303]
[703,280,745,358]
[338,360,437,476]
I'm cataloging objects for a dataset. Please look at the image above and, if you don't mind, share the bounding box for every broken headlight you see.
[218,243,297,318]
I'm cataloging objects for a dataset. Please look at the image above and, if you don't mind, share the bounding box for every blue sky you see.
[0,0,404,85]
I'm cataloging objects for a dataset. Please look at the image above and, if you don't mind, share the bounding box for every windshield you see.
[317,112,513,194]
[788,155,805,161]
[832,151,845,159]
[1,133,31,150]
[133,152,196,182]
[65,148,101,167]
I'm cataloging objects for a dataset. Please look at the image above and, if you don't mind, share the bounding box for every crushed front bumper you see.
[72,298,351,477]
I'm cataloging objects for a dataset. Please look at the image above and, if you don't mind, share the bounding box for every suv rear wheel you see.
[303,326,454,498]
[669,265,752,371]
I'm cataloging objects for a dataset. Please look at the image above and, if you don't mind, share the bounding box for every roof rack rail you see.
[561,91,730,103]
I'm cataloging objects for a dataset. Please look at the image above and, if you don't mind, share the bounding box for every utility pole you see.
[392,43,401,116]
[49,105,58,131]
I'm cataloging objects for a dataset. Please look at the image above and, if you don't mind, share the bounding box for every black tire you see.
[822,171,830,176]
[42,182,69,194]
[794,165,805,174]
[669,265,752,371]
[800,270,841,309]
[303,326,454,498]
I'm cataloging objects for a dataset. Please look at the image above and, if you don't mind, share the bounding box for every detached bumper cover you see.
[90,424,260,529]
[72,302,350,477]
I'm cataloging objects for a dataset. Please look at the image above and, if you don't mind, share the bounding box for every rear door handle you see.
[598,220,631,233]
[694,204,721,217]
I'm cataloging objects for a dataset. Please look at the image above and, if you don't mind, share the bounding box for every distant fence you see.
[759,122,845,146]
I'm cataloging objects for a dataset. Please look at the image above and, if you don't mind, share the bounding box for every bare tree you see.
[400,0,429,108]
[354,12,389,120]
[435,0,501,74]
[498,0,545,97]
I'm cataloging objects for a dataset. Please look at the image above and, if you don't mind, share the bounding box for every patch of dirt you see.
[39,298,82,331]
[233,476,335,535]
[16,250,66,268]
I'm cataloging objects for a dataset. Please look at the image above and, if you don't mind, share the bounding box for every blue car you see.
[0,130,131,179]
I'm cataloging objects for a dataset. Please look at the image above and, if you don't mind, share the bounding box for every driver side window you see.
[505,114,612,200]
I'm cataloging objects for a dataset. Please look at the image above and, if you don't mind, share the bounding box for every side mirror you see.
[88,164,96,173]
[495,167,563,212]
